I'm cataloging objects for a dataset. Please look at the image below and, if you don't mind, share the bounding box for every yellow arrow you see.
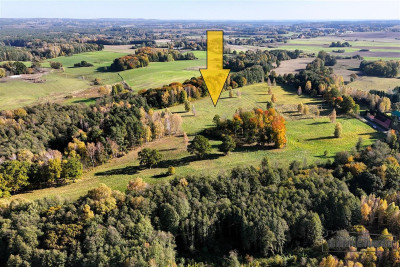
[200,31,230,107]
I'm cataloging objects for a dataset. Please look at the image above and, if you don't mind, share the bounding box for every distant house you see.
[367,112,392,130]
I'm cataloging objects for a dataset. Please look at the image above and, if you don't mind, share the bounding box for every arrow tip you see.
[200,68,230,107]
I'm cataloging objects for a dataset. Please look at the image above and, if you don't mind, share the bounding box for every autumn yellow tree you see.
[305,81,312,92]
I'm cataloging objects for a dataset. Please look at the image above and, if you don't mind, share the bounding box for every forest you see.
[0,43,103,62]
[2,138,400,266]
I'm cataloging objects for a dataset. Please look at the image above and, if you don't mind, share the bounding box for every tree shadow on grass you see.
[70,97,99,104]
[95,153,224,177]
[308,121,330,125]
[282,111,298,115]
[314,154,334,159]
[95,165,140,176]
[305,136,335,141]
[153,172,170,178]
[158,153,223,168]
[95,66,111,73]
[234,144,275,152]
[358,131,385,139]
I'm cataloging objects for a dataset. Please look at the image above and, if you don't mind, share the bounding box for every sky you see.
[0,0,399,21]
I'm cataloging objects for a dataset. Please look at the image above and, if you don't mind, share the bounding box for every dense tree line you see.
[139,78,206,108]
[329,41,351,47]
[0,43,103,62]
[360,60,400,78]
[172,40,205,51]
[108,47,196,71]
[224,49,301,73]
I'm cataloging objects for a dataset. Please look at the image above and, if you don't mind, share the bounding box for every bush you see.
[93,78,102,85]
[167,166,176,175]
[50,61,63,69]
[74,61,93,67]
[219,135,236,155]
[334,122,343,138]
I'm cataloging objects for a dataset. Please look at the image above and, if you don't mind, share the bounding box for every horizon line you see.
[1,18,399,22]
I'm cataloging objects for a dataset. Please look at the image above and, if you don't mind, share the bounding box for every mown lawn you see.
[13,83,382,201]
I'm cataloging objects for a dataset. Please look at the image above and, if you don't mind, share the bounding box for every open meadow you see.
[0,50,206,110]
[12,82,382,201]
[276,35,400,59]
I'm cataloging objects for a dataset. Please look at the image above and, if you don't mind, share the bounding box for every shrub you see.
[334,122,342,138]
[94,78,102,85]
[219,135,236,155]
[50,61,63,69]
[167,166,176,175]
[74,61,93,68]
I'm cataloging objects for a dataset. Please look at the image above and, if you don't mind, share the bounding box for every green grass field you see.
[269,37,400,60]
[0,50,206,110]
[13,83,382,201]
[288,38,400,48]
